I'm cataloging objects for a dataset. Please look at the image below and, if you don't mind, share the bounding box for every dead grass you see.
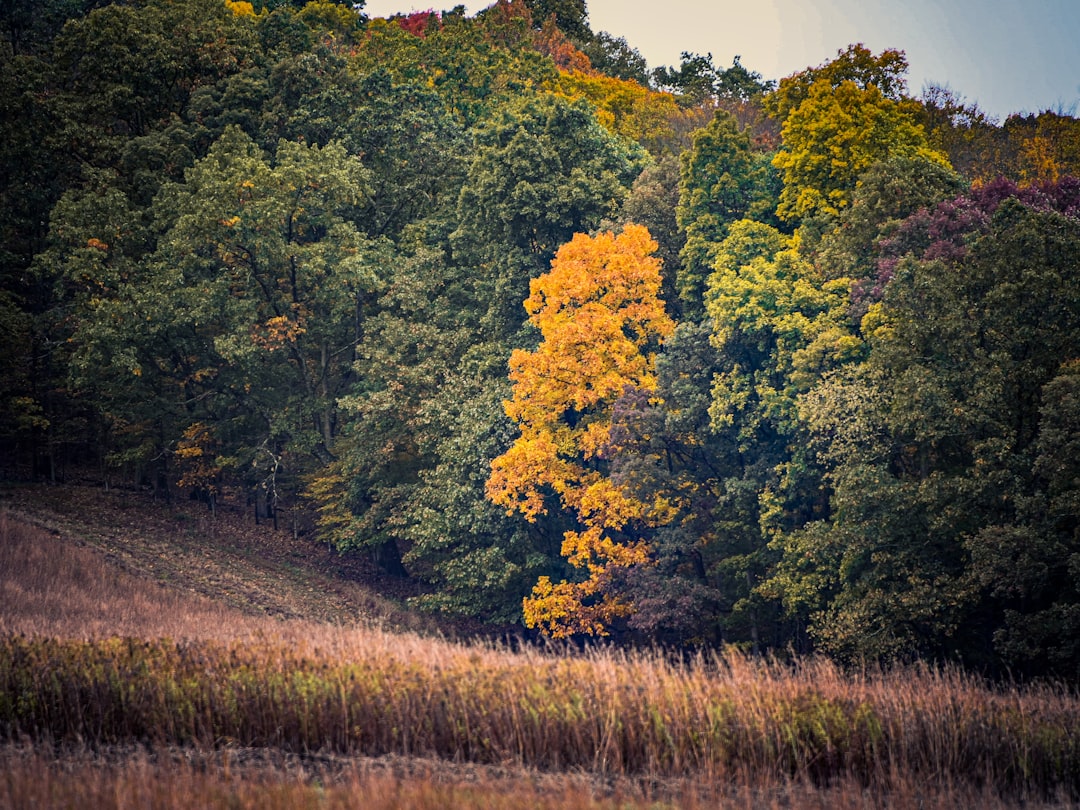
[0,512,266,641]
[0,483,440,636]
[2,629,1078,803]
[2,744,1065,810]
[1,490,1079,808]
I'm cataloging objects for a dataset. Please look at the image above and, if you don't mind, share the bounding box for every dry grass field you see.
[1,484,1078,808]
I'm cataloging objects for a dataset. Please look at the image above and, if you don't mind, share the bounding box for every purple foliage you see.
[855,177,1080,310]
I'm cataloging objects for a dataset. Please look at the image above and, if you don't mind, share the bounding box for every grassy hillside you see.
[0,482,447,636]
[1,485,1078,808]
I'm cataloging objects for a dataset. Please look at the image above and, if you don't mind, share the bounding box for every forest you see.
[2,0,1079,679]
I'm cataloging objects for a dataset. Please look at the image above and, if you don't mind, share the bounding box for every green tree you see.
[704,219,861,647]
[320,239,566,605]
[46,0,258,166]
[353,8,555,127]
[578,31,648,84]
[316,245,479,574]
[522,0,589,41]
[974,361,1080,674]
[778,190,1080,668]
[653,53,774,107]
[813,154,964,287]
[604,155,685,316]
[676,111,773,319]
[605,321,787,648]
[0,0,109,57]
[0,55,77,473]
[451,91,642,340]
[765,43,910,123]
[324,90,640,604]
[403,363,556,621]
[63,126,380,504]
[1,0,264,476]
[342,70,468,240]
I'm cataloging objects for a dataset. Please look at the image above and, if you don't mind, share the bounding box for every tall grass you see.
[0,744,671,810]
[2,510,1079,805]
[1,633,1077,801]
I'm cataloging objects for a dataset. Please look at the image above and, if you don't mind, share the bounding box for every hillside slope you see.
[0,483,438,637]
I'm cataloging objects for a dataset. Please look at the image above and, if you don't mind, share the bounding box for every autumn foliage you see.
[397,10,442,38]
[5,0,1080,673]
[487,224,674,636]
[550,70,682,153]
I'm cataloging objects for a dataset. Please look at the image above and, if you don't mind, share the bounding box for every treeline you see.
[1,0,1079,675]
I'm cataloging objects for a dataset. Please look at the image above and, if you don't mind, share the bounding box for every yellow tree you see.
[772,78,950,222]
[550,70,682,154]
[487,224,675,636]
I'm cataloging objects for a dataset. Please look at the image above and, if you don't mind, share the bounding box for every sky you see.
[359,0,1080,121]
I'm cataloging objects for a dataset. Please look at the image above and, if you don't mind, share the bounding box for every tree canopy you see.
[3,3,1079,675]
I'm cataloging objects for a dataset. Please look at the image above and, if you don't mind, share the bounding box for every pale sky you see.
[360,0,1080,121]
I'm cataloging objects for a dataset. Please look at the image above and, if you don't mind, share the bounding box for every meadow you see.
[2,496,1078,808]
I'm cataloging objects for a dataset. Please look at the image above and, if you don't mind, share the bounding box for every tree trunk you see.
[373,538,408,577]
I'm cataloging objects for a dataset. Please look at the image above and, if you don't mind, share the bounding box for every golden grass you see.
[2,744,1067,810]
[0,484,435,632]
[2,633,1077,798]
[1,510,1078,808]
[0,744,667,810]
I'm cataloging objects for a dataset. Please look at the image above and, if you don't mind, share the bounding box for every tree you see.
[549,70,682,156]
[402,365,557,621]
[704,220,861,650]
[777,185,1080,668]
[522,0,589,41]
[653,53,774,108]
[814,155,964,293]
[313,247,474,572]
[0,0,110,57]
[604,155,685,316]
[30,167,158,485]
[604,321,785,648]
[772,78,950,223]
[340,69,468,240]
[353,7,555,127]
[324,90,640,602]
[1005,111,1080,186]
[1,0,265,478]
[978,360,1080,674]
[765,43,909,123]
[919,83,1002,184]
[245,0,363,11]
[313,242,556,603]
[46,0,258,165]
[62,126,380,504]
[676,110,773,318]
[715,56,776,104]
[451,91,642,340]
[531,13,591,72]
[578,31,648,84]
[0,54,81,475]
[487,225,675,637]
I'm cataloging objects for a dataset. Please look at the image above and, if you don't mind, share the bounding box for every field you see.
[2,484,1078,808]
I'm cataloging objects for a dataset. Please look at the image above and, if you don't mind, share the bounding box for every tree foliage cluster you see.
[2,3,1079,675]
